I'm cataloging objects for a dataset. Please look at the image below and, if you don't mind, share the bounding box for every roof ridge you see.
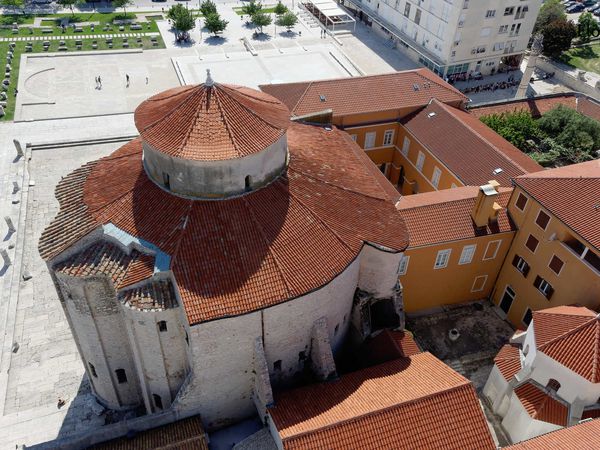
[433,99,533,175]
[211,88,242,158]
[242,190,293,297]
[415,70,466,101]
[175,88,208,159]
[538,315,596,350]
[593,319,600,383]
[281,380,472,443]
[398,194,476,212]
[219,83,287,131]
[291,81,314,115]
[138,85,200,135]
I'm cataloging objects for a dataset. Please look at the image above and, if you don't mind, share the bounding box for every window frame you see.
[402,136,410,156]
[383,129,395,146]
[525,234,539,254]
[431,166,442,189]
[459,244,477,265]
[397,255,410,275]
[483,240,501,261]
[522,307,533,327]
[416,151,425,171]
[515,192,528,211]
[364,131,377,149]
[548,255,564,276]
[434,249,452,269]
[471,275,488,292]
[535,210,551,230]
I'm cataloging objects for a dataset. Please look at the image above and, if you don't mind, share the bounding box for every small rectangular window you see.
[416,151,425,171]
[459,244,476,265]
[535,210,550,230]
[515,193,528,211]
[534,276,554,300]
[471,275,488,292]
[434,249,451,269]
[431,167,442,189]
[523,308,533,326]
[350,134,358,142]
[158,320,167,332]
[549,255,564,275]
[404,3,411,17]
[383,129,395,146]
[402,137,410,156]
[153,393,163,410]
[525,235,539,253]
[364,132,376,149]
[397,255,410,275]
[483,240,501,260]
[512,254,530,277]
[116,369,127,384]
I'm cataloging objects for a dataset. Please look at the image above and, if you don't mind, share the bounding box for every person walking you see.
[95,76,98,88]
[98,75,102,89]
[126,73,130,87]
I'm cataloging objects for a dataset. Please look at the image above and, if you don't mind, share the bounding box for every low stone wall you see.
[536,57,600,101]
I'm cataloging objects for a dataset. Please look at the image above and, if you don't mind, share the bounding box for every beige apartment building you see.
[341,0,543,77]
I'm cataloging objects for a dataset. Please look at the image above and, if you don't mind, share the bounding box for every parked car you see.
[567,4,586,13]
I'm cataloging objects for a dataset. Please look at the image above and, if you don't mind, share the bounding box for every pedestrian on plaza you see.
[126,73,130,87]
[95,76,98,88]
[98,76,102,89]
[145,76,149,84]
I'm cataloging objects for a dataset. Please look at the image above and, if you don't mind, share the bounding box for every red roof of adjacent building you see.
[514,382,569,427]
[396,185,516,247]
[362,329,421,364]
[514,160,600,250]
[134,83,290,161]
[268,352,495,450]
[259,69,467,118]
[39,123,408,325]
[494,344,522,382]
[469,93,600,123]
[532,306,600,383]
[402,99,542,187]
[506,418,600,449]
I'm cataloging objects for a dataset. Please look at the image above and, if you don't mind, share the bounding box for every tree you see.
[167,4,186,21]
[199,0,217,17]
[174,9,196,40]
[242,0,263,18]
[533,0,565,34]
[57,0,84,18]
[0,0,24,12]
[541,19,576,58]
[480,110,541,151]
[578,12,599,43]
[274,1,288,16]
[204,12,228,36]
[252,12,272,34]
[276,11,297,31]
[112,0,134,19]
[538,105,600,157]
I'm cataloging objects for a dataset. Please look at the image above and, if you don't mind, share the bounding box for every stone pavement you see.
[0,32,159,42]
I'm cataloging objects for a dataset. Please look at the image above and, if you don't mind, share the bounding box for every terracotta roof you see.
[514,160,600,250]
[494,344,522,382]
[402,99,542,187]
[582,408,600,420]
[54,241,155,290]
[396,186,515,247]
[514,382,569,426]
[120,279,178,311]
[532,306,600,383]
[259,69,467,118]
[39,123,408,325]
[506,418,600,449]
[469,93,600,123]
[268,353,495,450]
[362,329,421,365]
[134,83,290,161]
[91,416,208,450]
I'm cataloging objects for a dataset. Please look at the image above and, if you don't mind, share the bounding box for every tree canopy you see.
[252,12,272,33]
[533,0,566,34]
[577,12,599,43]
[57,0,84,17]
[199,0,217,17]
[274,1,288,15]
[541,18,576,57]
[168,4,196,39]
[275,11,298,30]
[0,0,24,10]
[112,0,134,18]
[242,1,263,17]
[204,12,228,36]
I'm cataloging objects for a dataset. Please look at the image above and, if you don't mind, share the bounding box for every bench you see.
[130,24,142,30]
[122,42,129,48]
[119,25,125,31]
[74,27,83,33]
[108,43,113,48]
[58,46,68,51]
[41,27,53,34]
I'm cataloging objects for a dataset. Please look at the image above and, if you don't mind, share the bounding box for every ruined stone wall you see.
[357,244,403,298]
[55,274,142,410]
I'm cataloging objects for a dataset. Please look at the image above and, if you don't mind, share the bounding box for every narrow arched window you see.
[547,379,561,392]
[245,175,251,192]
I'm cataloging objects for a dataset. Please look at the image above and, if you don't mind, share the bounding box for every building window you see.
[525,235,539,253]
[515,192,528,211]
[471,275,488,292]
[549,255,564,275]
[153,394,163,410]
[414,8,422,25]
[185,331,189,345]
[459,244,476,265]
[89,362,98,378]
[512,254,530,277]
[162,172,170,190]
[534,276,554,300]
[158,320,167,332]
[483,240,501,260]
[350,134,358,142]
[535,210,550,230]
[485,9,496,18]
[498,24,508,34]
[364,132,376,149]
[397,255,410,275]
[383,129,394,146]
[523,308,533,326]
[434,249,451,269]
[402,137,410,156]
[274,360,282,371]
[298,351,306,361]
[245,175,252,192]
[547,379,561,392]
[504,6,514,16]
[416,151,425,171]
[116,369,127,384]
[404,2,410,17]
[431,167,442,189]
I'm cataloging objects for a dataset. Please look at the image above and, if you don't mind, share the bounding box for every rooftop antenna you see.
[205,69,214,87]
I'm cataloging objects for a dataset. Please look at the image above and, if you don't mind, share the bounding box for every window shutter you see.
[533,276,542,289]
[546,285,554,300]
[512,254,519,268]
[522,263,530,277]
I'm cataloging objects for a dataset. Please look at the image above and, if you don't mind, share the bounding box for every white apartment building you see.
[341,0,543,77]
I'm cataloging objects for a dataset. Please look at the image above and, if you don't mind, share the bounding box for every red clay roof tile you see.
[402,100,542,187]
[40,123,408,325]
[469,94,579,119]
[397,186,515,247]
[514,160,600,250]
[494,344,522,382]
[506,417,600,449]
[134,83,290,161]
[269,353,495,450]
[514,382,569,427]
[260,69,467,118]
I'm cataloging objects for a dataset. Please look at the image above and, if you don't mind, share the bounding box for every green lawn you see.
[233,6,278,15]
[560,44,600,74]
[0,35,165,122]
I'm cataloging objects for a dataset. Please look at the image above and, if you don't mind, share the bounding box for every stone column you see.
[252,338,274,421]
[309,317,337,381]
[516,34,543,99]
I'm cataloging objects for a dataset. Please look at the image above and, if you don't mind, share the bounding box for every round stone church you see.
[39,74,409,429]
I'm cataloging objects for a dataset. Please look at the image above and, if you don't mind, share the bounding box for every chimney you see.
[471,180,502,227]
